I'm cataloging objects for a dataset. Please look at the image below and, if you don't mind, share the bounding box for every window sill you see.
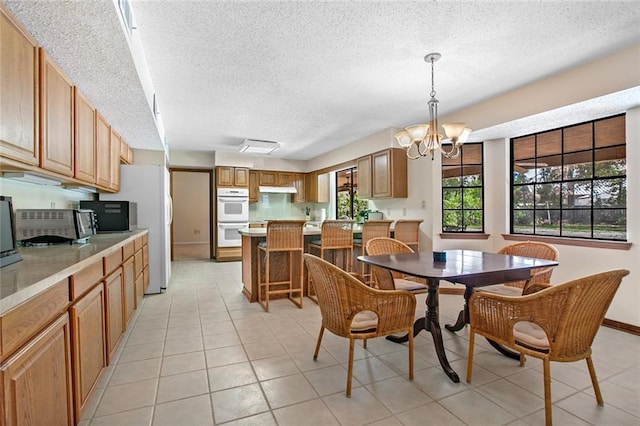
[440,233,490,240]
[502,234,632,250]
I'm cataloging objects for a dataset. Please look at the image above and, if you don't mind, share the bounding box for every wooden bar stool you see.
[307,220,354,303]
[393,219,423,252]
[353,220,393,284]
[257,220,305,312]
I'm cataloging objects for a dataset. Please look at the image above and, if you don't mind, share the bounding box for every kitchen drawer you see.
[103,249,123,276]
[122,241,134,260]
[70,260,103,301]
[0,279,69,362]
[142,232,148,246]
[143,245,148,270]
[134,236,144,252]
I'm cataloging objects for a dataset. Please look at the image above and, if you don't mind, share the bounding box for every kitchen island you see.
[239,224,375,302]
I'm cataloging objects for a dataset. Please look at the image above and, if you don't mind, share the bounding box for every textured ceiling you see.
[4,1,640,161]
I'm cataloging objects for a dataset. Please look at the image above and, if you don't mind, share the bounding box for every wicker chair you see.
[307,220,354,303]
[304,253,416,397]
[467,269,630,426]
[353,220,393,284]
[480,241,559,296]
[393,219,423,252]
[365,237,427,294]
[257,220,305,312]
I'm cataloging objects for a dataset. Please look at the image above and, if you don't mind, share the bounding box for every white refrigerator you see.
[101,164,172,293]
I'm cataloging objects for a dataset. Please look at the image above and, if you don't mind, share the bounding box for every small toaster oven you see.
[15,209,97,243]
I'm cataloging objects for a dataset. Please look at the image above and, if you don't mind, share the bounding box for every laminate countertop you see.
[0,230,147,315]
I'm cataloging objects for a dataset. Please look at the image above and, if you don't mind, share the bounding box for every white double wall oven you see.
[217,188,249,247]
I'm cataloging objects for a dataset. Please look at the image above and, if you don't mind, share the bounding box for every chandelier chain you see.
[430,56,436,99]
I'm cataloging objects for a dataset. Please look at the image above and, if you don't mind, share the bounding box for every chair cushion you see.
[353,238,363,245]
[513,321,550,351]
[258,241,267,249]
[478,284,523,296]
[394,278,428,293]
[309,239,322,246]
[350,310,378,332]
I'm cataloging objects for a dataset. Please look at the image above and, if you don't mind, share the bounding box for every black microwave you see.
[80,201,137,232]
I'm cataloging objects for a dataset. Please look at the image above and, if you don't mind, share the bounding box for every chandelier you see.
[394,53,471,160]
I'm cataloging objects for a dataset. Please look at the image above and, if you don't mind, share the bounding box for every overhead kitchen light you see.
[394,53,472,160]
[238,139,280,155]
[2,172,62,186]
[258,186,297,194]
[62,184,98,193]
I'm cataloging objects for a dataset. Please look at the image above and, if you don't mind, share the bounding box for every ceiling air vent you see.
[238,139,280,155]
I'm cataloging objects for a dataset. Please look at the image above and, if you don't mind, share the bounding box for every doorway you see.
[170,169,213,260]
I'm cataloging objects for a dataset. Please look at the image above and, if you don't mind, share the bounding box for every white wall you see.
[307,128,398,172]
[172,171,210,244]
[215,151,306,172]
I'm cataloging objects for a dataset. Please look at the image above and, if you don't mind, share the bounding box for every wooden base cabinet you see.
[70,284,106,421]
[104,269,124,364]
[0,313,74,426]
[123,257,135,324]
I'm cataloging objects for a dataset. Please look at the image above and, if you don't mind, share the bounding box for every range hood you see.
[259,186,297,194]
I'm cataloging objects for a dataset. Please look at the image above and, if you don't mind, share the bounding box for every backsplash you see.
[248,193,330,222]
[249,193,302,220]
[0,178,93,210]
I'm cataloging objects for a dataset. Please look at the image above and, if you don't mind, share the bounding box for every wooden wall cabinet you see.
[258,170,277,186]
[356,156,372,199]
[249,170,259,202]
[120,138,133,164]
[40,50,74,177]
[70,283,106,421]
[216,166,248,188]
[109,129,121,191]
[277,172,295,187]
[305,172,318,202]
[357,148,407,199]
[317,173,330,203]
[74,87,95,183]
[234,167,249,187]
[0,5,128,193]
[95,111,111,188]
[0,4,39,166]
[0,314,74,426]
[302,172,329,203]
[293,173,306,203]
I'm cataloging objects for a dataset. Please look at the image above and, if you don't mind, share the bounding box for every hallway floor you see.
[80,259,640,425]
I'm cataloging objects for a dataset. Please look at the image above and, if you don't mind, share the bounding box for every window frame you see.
[510,114,627,242]
[441,142,485,234]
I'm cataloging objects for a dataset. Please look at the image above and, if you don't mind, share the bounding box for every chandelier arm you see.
[404,142,424,160]
[416,140,429,157]
[440,143,461,159]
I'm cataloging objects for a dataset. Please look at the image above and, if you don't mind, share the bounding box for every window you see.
[442,143,484,232]
[336,168,367,221]
[511,114,626,241]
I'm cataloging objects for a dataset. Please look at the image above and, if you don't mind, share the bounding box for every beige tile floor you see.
[80,259,640,425]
